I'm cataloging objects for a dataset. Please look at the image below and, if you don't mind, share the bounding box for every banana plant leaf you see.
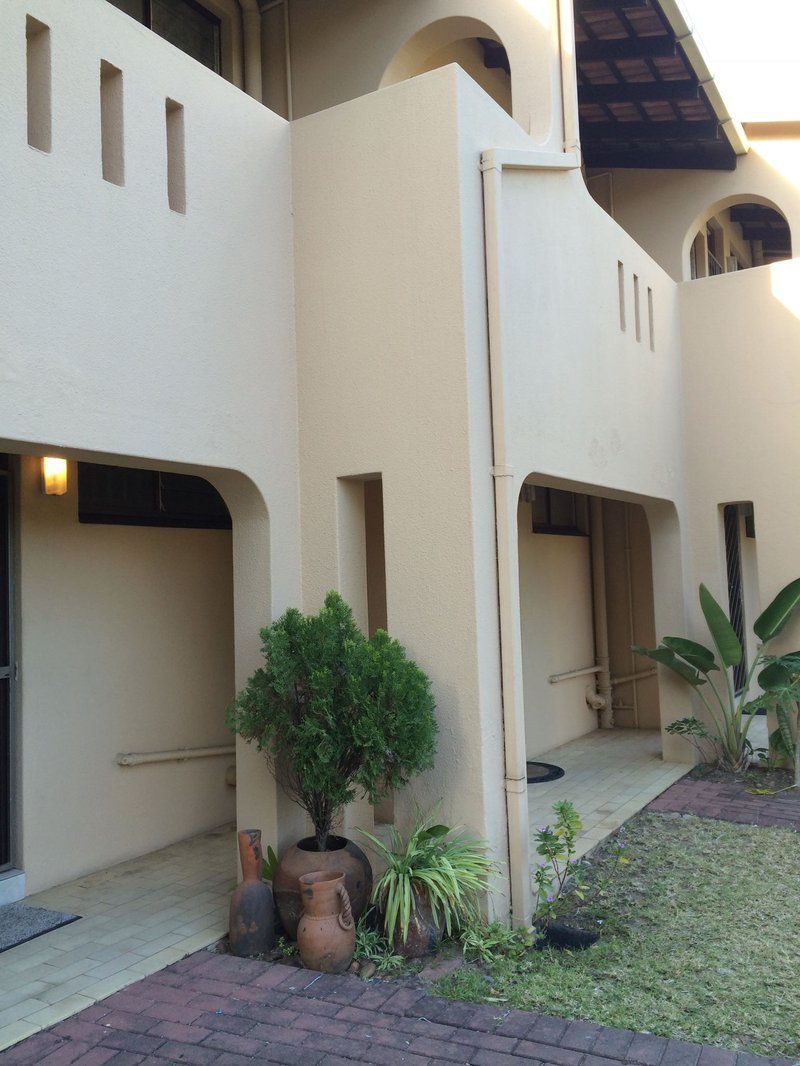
[699,584,742,668]
[631,645,705,686]
[661,637,718,673]
[758,659,793,689]
[753,578,800,643]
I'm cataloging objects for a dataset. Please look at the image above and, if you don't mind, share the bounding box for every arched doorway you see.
[381,16,512,117]
[685,197,791,280]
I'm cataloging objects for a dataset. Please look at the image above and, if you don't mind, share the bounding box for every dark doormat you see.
[0,902,80,953]
[526,761,565,784]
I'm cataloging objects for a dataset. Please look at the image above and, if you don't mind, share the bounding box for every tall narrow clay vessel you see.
[296,870,355,974]
[229,829,276,957]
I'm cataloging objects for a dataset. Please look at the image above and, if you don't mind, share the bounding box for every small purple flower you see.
[546,895,554,903]
[570,858,578,865]
[538,826,547,833]
[618,843,626,849]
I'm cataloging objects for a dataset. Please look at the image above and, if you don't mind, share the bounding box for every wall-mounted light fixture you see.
[41,456,68,495]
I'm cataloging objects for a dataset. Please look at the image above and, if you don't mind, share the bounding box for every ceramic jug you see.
[229,829,276,957]
[296,869,355,973]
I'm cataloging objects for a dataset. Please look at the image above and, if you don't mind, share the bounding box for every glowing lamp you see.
[42,457,68,495]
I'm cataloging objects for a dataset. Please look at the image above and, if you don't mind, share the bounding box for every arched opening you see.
[516,477,691,858]
[0,443,279,910]
[686,197,792,280]
[381,17,512,118]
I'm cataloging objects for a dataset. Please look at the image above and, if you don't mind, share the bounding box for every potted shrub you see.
[359,815,494,958]
[227,591,437,938]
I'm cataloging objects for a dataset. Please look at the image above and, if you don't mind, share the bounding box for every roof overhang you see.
[574,0,748,171]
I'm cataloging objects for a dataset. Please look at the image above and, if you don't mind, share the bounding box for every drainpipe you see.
[481,156,531,928]
[590,496,613,728]
[557,0,581,155]
[480,148,579,926]
[239,0,263,102]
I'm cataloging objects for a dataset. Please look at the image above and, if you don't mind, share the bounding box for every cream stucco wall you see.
[17,456,235,892]
[292,67,513,909]
[680,257,800,660]
[609,141,800,281]
[268,0,565,147]
[517,501,596,757]
[0,0,303,883]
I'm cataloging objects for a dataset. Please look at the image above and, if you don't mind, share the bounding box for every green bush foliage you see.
[227,591,438,849]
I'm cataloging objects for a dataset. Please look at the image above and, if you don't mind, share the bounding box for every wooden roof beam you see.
[579,80,699,104]
[581,118,719,140]
[577,36,676,61]
[574,0,650,12]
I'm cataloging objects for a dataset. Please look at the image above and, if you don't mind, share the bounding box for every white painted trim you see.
[0,869,25,905]
[480,148,580,173]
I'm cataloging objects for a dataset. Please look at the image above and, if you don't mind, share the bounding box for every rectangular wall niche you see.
[100,61,124,185]
[26,16,51,152]
[336,474,392,824]
[165,98,185,213]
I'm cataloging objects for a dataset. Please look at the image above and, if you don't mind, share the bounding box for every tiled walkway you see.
[528,729,692,859]
[4,950,790,1065]
[0,824,235,1052]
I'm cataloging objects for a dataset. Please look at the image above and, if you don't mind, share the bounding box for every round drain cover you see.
[526,761,565,784]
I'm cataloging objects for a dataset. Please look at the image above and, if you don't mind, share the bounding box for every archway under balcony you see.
[380,16,512,118]
[0,439,298,907]
[683,194,792,281]
[514,475,692,860]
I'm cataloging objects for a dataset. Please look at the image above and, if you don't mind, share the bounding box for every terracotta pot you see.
[296,870,356,974]
[229,829,276,958]
[273,835,372,939]
[391,888,442,959]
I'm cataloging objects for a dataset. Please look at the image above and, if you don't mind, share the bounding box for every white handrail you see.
[116,745,235,767]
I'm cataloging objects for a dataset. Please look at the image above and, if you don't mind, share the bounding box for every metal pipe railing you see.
[116,745,235,767]
[548,664,602,684]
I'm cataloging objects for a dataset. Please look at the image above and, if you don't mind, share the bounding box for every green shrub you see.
[227,591,438,849]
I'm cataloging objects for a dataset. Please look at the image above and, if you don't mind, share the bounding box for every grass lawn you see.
[435,812,800,1057]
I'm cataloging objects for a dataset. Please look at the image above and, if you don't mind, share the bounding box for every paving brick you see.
[0,1032,65,1063]
[37,1040,96,1064]
[592,1028,637,1059]
[141,1001,206,1025]
[199,1028,264,1056]
[257,1043,323,1065]
[472,1050,539,1066]
[98,1029,165,1055]
[697,1049,737,1066]
[627,1032,669,1065]
[145,1020,212,1045]
[662,1038,703,1066]
[97,1011,155,1035]
[143,1039,218,1063]
[495,1010,541,1040]
[200,1010,257,1036]
[408,1033,477,1060]
[517,1038,588,1064]
[561,1020,604,1052]
[527,1014,570,1045]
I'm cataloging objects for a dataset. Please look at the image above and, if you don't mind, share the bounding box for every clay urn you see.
[229,829,276,957]
[273,835,372,939]
[392,888,442,959]
[296,870,355,974]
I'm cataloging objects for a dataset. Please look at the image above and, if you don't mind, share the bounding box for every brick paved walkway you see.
[2,950,793,1065]
[647,774,800,830]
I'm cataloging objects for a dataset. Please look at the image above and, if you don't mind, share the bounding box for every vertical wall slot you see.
[617,261,626,332]
[100,61,124,186]
[165,98,185,213]
[26,16,51,152]
[633,274,641,342]
[647,287,655,351]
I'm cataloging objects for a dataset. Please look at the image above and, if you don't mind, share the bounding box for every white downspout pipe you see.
[481,155,532,928]
[590,496,613,728]
[557,0,581,155]
[480,148,579,926]
[239,0,263,102]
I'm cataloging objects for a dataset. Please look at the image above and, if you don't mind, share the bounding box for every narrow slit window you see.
[26,16,51,152]
[633,274,641,342]
[165,98,185,213]
[617,261,626,331]
[100,61,124,185]
[647,286,655,351]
